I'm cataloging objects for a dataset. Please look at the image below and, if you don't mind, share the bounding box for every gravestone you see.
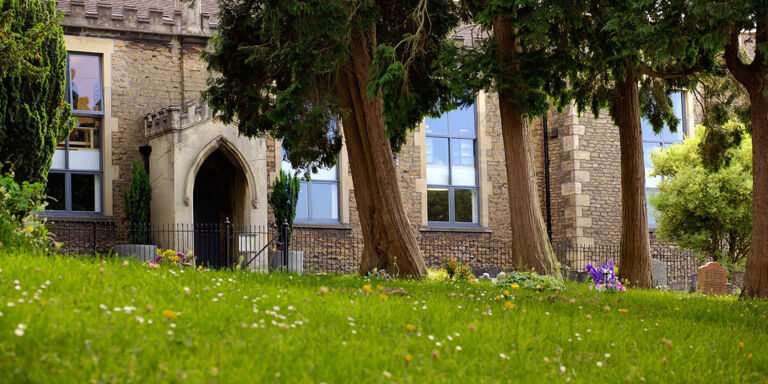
[697,262,727,295]
[731,270,745,290]
[651,259,668,288]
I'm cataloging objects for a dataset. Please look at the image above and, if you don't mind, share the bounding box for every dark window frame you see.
[426,103,480,227]
[46,53,104,216]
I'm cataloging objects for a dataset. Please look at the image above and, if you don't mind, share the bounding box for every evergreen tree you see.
[561,0,716,287]
[202,0,465,277]
[0,0,71,184]
[448,0,577,276]
[691,1,768,297]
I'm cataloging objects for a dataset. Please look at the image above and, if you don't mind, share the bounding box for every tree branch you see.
[636,64,702,80]
[724,30,753,86]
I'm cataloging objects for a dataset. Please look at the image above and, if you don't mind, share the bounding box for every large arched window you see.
[425,104,478,226]
[643,91,685,228]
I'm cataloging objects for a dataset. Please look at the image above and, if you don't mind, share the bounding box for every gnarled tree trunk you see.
[723,28,768,298]
[493,17,560,276]
[614,63,653,288]
[334,28,427,278]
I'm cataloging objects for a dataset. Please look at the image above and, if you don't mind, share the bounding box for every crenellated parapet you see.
[60,1,217,37]
[145,100,213,139]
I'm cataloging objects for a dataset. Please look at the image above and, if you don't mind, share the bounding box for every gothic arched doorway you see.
[193,148,247,268]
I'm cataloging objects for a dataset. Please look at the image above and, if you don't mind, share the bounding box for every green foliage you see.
[0,173,49,252]
[202,0,465,169]
[498,271,566,292]
[124,162,152,243]
[649,120,752,267]
[562,0,717,133]
[443,257,474,281]
[0,0,72,184]
[269,170,300,247]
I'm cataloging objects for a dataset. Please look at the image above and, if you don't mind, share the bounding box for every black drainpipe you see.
[543,116,553,241]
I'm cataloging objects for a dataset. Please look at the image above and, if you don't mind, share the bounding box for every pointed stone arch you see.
[184,135,259,214]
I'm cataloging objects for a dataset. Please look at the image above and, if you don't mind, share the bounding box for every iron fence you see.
[554,244,700,290]
[46,219,700,289]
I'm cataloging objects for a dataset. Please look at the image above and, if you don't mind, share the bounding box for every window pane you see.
[69,54,102,112]
[641,117,656,139]
[309,183,338,220]
[45,173,66,210]
[310,165,337,181]
[426,137,449,185]
[449,105,476,137]
[662,92,685,142]
[450,139,476,186]
[71,173,100,212]
[454,189,477,223]
[51,149,66,170]
[425,114,448,135]
[427,188,449,222]
[643,142,661,188]
[295,182,309,220]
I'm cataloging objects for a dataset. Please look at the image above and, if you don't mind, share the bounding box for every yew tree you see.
[203,0,466,278]
[692,1,768,297]
[448,1,576,275]
[561,0,716,287]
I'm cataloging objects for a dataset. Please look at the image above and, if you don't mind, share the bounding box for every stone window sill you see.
[293,222,353,230]
[420,226,492,234]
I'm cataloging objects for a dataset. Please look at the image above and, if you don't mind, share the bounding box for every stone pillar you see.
[559,104,594,247]
[179,0,201,34]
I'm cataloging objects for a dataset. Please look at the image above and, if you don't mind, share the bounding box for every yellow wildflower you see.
[198,265,203,270]
[406,323,415,332]
[27,226,34,232]
[619,308,628,313]
[495,295,500,301]
[404,354,412,364]
[362,284,373,293]
[674,307,680,312]
[376,284,383,291]
[739,342,744,349]
[379,294,389,301]
[163,309,178,320]
[521,308,527,314]
[503,290,509,296]
[511,284,520,291]
[504,301,514,310]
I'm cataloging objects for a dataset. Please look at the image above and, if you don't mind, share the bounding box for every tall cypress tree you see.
[0,0,71,184]
[203,0,466,277]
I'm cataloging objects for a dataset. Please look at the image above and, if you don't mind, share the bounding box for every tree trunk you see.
[741,93,768,297]
[334,28,427,278]
[492,17,560,276]
[613,64,653,288]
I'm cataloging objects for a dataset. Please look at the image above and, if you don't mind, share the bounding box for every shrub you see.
[443,257,474,282]
[498,271,565,291]
[124,162,152,243]
[148,248,195,268]
[0,174,49,252]
[268,170,300,247]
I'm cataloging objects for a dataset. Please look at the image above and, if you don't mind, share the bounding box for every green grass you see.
[1,252,766,383]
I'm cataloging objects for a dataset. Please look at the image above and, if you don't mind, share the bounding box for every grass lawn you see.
[0,252,766,383]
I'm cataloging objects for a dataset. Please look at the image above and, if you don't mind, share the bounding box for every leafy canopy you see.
[203,0,465,171]
[564,0,717,134]
[649,120,752,267]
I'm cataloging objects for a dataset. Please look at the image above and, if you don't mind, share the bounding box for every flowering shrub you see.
[585,260,626,292]
[443,257,474,282]
[427,268,450,281]
[0,174,49,253]
[148,248,195,268]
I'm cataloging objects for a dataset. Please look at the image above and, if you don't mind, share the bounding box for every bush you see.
[268,170,300,247]
[498,271,565,291]
[443,257,474,282]
[0,174,49,252]
[124,162,152,243]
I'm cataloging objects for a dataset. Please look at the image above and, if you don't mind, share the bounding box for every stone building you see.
[48,1,698,273]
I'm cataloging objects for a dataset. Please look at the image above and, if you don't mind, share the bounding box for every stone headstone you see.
[731,270,745,290]
[651,259,668,288]
[697,262,727,295]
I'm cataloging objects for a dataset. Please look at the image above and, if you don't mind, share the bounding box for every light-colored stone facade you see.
[50,1,699,272]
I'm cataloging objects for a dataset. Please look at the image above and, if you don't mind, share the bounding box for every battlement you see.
[145,100,213,139]
[61,1,217,37]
